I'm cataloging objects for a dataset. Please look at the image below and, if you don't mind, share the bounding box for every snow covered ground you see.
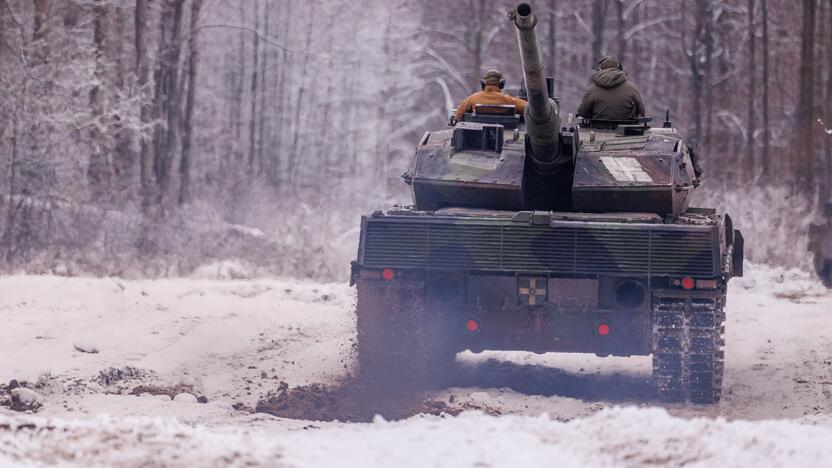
[1,265,831,467]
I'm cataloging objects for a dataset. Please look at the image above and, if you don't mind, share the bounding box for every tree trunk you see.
[747,0,756,179]
[702,0,715,151]
[273,0,291,184]
[32,0,48,59]
[823,0,832,202]
[256,0,270,177]
[157,0,186,205]
[616,0,625,61]
[795,0,817,193]
[761,0,770,178]
[110,5,135,206]
[87,0,114,204]
[548,0,557,91]
[4,118,19,262]
[248,0,261,175]
[136,0,154,215]
[288,2,315,189]
[591,0,609,63]
[683,0,703,141]
[631,2,642,81]
[233,2,246,162]
[179,0,202,205]
[471,0,486,88]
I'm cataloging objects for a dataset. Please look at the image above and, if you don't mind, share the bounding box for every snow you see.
[73,342,100,354]
[173,393,198,404]
[0,266,831,466]
[2,408,832,467]
[9,388,43,413]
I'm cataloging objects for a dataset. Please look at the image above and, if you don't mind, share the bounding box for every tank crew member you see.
[454,69,527,123]
[577,56,645,122]
[809,201,832,288]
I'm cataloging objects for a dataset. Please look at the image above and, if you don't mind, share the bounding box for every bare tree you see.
[616,0,625,61]
[32,0,48,59]
[157,0,186,205]
[136,0,153,214]
[824,0,832,202]
[747,0,756,177]
[248,0,261,175]
[88,1,114,204]
[761,0,770,178]
[471,0,487,88]
[795,0,817,192]
[179,0,203,205]
[591,0,609,63]
[548,0,558,90]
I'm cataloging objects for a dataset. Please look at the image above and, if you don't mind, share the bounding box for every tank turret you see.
[405,2,694,217]
[508,3,562,174]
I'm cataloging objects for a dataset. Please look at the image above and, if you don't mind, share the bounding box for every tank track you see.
[652,290,725,404]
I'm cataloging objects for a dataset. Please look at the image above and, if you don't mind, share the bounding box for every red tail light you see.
[382,268,395,281]
[597,323,611,336]
[466,319,480,333]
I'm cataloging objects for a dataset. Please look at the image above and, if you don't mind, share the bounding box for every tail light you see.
[466,319,480,333]
[673,277,719,290]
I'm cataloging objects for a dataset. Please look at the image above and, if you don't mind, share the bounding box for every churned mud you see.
[251,355,651,423]
[254,379,467,422]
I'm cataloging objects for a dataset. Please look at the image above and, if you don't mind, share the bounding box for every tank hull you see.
[353,208,740,403]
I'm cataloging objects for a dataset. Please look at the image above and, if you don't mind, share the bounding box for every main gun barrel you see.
[508,3,562,167]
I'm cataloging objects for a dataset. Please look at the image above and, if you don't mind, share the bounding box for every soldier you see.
[454,69,527,123]
[809,201,832,288]
[577,56,645,122]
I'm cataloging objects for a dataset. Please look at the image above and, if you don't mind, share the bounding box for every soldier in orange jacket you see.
[454,70,527,123]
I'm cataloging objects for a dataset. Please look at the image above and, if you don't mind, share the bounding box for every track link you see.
[652,290,725,404]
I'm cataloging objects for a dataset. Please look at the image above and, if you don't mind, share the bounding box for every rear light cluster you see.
[673,276,719,290]
[358,268,419,281]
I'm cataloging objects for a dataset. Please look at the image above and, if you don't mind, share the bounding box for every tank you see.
[352,2,744,404]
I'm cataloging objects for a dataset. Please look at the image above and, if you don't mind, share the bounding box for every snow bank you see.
[2,407,831,467]
[735,262,829,300]
[282,407,832,467]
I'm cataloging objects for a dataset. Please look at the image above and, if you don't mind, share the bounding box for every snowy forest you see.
[1,0,830,279]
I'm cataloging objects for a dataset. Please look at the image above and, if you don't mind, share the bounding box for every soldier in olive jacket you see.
[577,56,645,121]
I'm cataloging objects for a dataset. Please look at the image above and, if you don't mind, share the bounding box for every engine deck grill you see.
[360,217,719,276]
